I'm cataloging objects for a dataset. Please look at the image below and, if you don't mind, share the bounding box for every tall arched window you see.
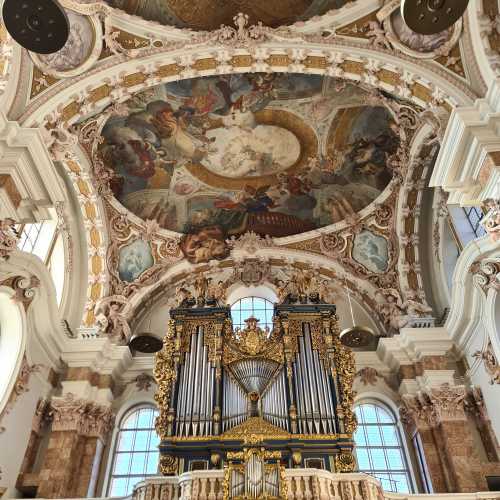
[354,402,413,493]
[107,405,160,496]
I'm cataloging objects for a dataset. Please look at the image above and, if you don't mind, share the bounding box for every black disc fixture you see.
[128,333,163,354]
[2,0,69,54]
[401,0,469,35]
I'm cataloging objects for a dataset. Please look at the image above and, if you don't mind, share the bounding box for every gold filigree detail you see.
[335,452,356,473]
[159,454,178,475]
[223,317,283,365]
[331,315,358,435]
[221,417,289,444]
[154,320,177,440]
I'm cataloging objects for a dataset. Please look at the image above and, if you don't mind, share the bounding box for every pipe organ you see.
[154,302,357,497]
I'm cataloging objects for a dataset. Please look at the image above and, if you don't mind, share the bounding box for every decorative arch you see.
[0,286,26,415]
[5,0,479,332]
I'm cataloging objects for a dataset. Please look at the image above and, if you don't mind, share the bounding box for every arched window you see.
[107,405,160,496]
[354,402,413,493]
[231,296,274,331]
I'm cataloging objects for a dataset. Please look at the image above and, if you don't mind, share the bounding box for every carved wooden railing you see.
[131,471,500,500]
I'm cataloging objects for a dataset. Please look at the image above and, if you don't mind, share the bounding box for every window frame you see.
[105,403,160,497]
[353,399,416,494]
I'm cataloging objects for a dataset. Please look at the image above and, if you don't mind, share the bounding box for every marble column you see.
[36,394,114,499]
[401,384,494,493]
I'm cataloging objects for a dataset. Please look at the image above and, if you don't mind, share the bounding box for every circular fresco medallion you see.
[30,10,102,78]
[385,7,461,59]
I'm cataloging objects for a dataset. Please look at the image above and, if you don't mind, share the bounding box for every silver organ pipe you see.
[261,368,288,430]
[222,373,247,431]
[297,336,313,433]
[293,327,337,435]
[175,326,215,437]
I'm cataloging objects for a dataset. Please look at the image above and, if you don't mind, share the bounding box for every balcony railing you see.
[129,470,500,500]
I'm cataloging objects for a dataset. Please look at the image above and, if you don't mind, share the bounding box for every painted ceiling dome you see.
[100,73,399,256]
[104,0,352,30]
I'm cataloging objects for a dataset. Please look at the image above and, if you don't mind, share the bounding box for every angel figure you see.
[375,288,409,332]
[95,299,131,344]
[292,269,312,297]
[403,299,433,318]
[208,279,227,305]
[193,274,210,302]
[274,278,290,304]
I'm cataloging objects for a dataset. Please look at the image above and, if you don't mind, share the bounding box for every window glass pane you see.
[123,412,138,429]
[377,474,393,492]
[149,431,160,450]
[381,426,398,446]
[376,406,394,423]
[231,297,274,331]
[137,409,153,428]
[370,448,387,469]
[356,448,371,469]
[240,297,253,309]
[110,478,128,497]
[117,431,135,451]
[113,453,131,475]
[391,473,410,493]
[365,426,382,446]
[130,453,147,474]
[133,431,150,451]
[354,427,366,446]
[146,452,159,474]
[354,403,413,494]
[108,406,160,496]
[386,449,404,469]
[361,405,377,423]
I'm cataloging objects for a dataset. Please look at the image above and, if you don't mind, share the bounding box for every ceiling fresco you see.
[105,0,352,30]
[100,74,399,263]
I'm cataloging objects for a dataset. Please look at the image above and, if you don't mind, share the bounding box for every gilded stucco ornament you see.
[334,452,356,473]
[154,319,178,440]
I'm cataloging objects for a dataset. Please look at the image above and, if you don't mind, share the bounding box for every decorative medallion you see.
[118,239,154,282]
[30,11,103,78]
[352,230,389,274]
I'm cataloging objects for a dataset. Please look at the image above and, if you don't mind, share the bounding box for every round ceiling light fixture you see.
[128,333,163,354]
[401,0,469,35]
[2,0,70,54]
[339,280,375,348]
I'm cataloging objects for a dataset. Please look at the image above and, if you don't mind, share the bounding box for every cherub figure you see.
[208,279,227,305]
[375,288,409,332]
[95,298,131,344]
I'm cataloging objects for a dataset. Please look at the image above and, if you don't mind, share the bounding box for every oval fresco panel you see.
[352,230,389,274]
[100,74,399,261]
[390,8,452,54]
[118,239,154,282]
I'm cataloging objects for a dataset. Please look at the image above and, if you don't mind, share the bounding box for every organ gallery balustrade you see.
[131,472,500,500]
